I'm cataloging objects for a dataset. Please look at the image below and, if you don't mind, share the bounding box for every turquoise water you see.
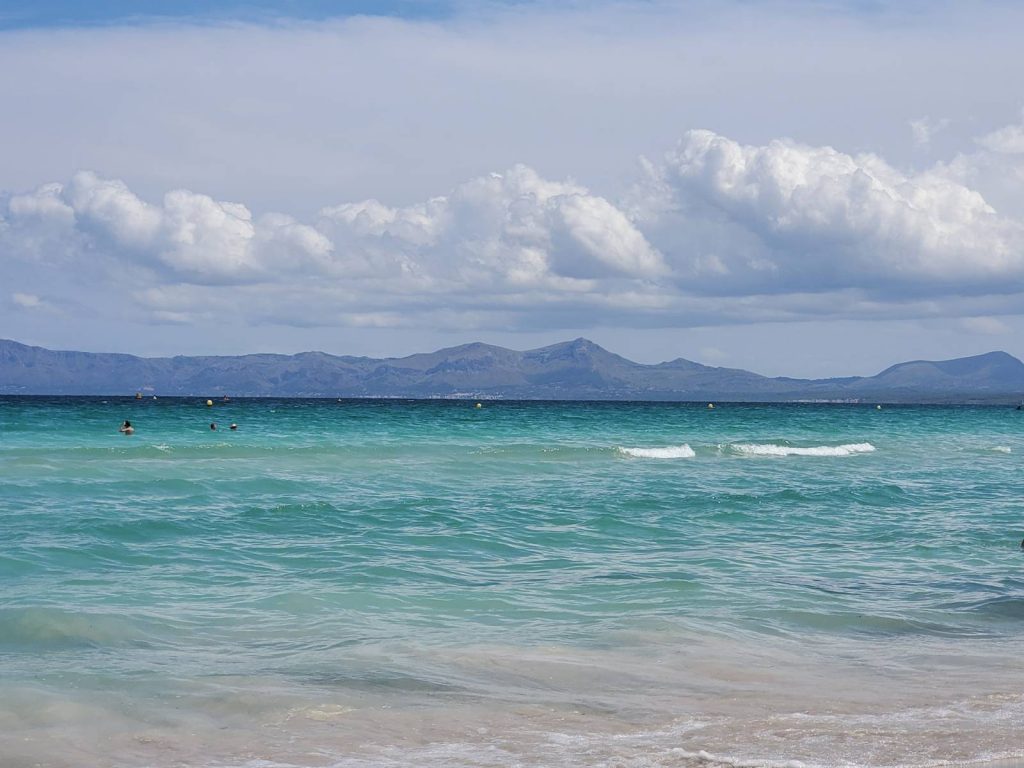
[2,397,1023,767]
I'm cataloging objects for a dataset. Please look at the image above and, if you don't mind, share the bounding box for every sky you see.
[2,0,1024,378]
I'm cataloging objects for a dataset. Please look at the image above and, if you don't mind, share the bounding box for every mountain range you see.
[2,338,1024,402]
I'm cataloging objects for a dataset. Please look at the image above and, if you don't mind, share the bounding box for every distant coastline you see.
[3,337,1024,403]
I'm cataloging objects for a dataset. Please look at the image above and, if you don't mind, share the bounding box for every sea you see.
[1,396,1023,768]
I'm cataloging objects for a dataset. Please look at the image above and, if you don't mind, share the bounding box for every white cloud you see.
[8,291,60,315]
[909,116,949,148]
[159,189,257,278]
[933,113,1024,219]
[633,129,1024,293]
[7,182,75,226]
[976,120,1024,154]
[319,164,664,290]
[65,171,163,249]
[3,173,333,283]
[11,292,42,308]
[5,117,1024,336]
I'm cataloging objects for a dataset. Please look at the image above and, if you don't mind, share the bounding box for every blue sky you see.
[3,1,1024,376]
[0,1,457,28]
[0,0,931,29]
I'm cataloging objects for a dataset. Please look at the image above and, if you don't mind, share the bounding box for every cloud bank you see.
[4,117,1024,334]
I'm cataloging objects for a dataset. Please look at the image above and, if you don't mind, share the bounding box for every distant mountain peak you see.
[416,341,507,358]
[526,337,628,368]
[534,337,621,356]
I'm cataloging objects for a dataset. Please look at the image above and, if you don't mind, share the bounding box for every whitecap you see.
[991,446,1012,453]
[730,442,875,457]
[618,444,696,459]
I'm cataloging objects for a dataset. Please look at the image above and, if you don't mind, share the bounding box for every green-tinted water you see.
[2,398,1023,767]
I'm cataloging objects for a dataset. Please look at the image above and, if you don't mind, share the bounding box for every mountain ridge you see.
[2,338,1023,402]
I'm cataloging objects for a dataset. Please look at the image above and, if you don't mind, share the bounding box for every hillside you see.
[2,338,1023,402]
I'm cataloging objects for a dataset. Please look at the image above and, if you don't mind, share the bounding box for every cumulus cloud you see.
[632,129,1024,295]
[3,172,332,283]
[8,183,75,226]
[5,117,1024,334]
[319,164,664,291]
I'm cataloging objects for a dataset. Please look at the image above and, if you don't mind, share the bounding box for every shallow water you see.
[1,397,1023,767]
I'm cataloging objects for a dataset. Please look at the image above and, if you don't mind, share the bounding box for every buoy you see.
[876,405,882,410]
[475,403,482,409]
[707,403,715,409]
[206,399,214,407]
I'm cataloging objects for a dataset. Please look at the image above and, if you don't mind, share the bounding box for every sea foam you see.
[730,442,875,457]
[618,444,696,459]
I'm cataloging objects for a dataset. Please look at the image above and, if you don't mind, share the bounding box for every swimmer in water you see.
[119,420,134,435]
[230,423,238,430]
[210,422,217,431]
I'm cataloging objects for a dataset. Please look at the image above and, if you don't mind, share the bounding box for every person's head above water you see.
[230,423,237,430]
[210,423,217,430]
[122,420,131,428]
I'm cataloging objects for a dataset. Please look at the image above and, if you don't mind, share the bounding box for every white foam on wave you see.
[730,442,876,457]
[618,444,696,459]
[991,446,1012,454]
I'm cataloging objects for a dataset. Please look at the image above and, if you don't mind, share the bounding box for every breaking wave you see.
[729,442,876,457]
[618,444,696,459]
